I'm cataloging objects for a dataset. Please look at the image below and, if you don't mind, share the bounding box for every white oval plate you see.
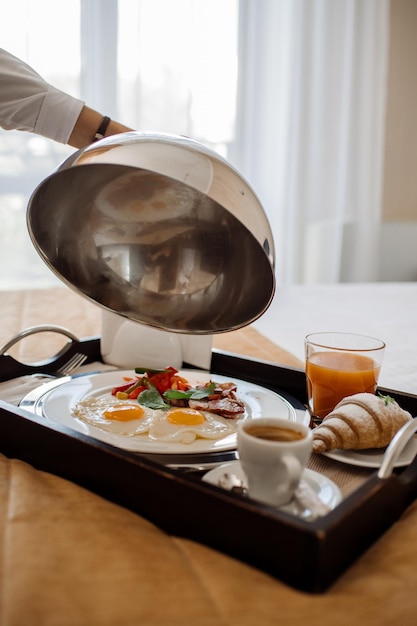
[20,369,306,455]
[203,460,342,516]
[322,436,417,469]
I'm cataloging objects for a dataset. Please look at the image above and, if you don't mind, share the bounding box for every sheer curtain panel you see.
[0,0,389,289]
[231,0,389,285]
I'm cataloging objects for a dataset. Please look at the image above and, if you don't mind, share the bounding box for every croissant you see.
[312,392,412,454]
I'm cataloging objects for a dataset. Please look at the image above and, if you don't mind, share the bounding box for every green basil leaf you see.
[164,389,192,400]
[189,384,216,399]
[196,382,215,396]
[138,388,169,409]
[163,382,216,402]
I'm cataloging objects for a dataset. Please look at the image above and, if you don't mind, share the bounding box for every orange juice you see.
[306,351,380,419]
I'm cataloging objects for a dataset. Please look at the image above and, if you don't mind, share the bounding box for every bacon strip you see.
[189,391,245,418]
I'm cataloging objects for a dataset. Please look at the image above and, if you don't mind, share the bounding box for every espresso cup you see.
[237,417,312,507]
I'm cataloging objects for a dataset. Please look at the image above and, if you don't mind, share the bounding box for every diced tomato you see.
[111,367,190,399]
[170,378,190,391]
[148,374,173,394]
[147,367,179,394]
[111,376,145,396]
[111,381,137,396]
[128,385,147,399]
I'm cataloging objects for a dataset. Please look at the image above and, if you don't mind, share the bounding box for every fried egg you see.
[72,397,154,436]
[72,399,239,444]
[148,407,237,444]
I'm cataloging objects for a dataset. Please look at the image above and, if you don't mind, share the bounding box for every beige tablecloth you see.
[1,287,417,626]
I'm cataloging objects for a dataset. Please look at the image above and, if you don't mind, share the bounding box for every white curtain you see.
[230,0,389,285]
[0,0,389,289]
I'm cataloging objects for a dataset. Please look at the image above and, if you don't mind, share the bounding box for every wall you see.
[379,0,417,280]
[382,0,417,220]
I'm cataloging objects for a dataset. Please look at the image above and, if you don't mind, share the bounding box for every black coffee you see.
[246,425,304,442]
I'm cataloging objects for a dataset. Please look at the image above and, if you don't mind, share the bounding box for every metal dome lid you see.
[27,132,275,334]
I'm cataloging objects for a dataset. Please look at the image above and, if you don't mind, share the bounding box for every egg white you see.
[72,397,154,436]
[148,407,237,444]
[72,398,239,444]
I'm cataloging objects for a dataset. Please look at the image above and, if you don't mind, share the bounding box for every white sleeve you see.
[0,48,85,144]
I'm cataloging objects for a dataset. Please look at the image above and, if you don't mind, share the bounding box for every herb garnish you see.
[164,382,216,402]
[137,382,216,410]
[378,393,396,406]
[138,388,169,409]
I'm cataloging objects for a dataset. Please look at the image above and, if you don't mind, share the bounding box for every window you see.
[1,1,390,288]
[0,0,238,289]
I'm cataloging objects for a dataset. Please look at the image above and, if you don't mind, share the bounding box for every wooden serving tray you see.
[1,338,417,593]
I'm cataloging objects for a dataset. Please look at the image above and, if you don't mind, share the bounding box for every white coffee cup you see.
[237,417,312,507]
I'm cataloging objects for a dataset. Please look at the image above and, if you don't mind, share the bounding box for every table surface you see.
[0,286,304,368]
[1,285,417,626]
[253,281,417,394]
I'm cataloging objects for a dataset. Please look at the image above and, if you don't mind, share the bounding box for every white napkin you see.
[100,310,213,371]
[0,362,116,406]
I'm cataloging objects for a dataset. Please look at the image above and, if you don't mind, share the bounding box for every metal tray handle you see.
[0,325,79,356]
[0,325,91,381]
[378,419,417,479]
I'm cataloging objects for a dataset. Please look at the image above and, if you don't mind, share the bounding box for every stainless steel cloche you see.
[27,132,275,333]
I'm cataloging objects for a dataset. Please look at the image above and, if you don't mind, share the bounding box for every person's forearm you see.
[68,106,132,148]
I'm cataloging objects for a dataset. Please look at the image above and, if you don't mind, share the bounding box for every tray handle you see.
[378,419,417,479]
[0,325,91,381]
[0,324,79,356]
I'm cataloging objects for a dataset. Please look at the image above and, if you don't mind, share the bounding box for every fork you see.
[55,352,88,376]
[31,352,88,380]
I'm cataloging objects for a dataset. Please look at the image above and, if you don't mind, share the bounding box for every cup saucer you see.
[202,460,342,517]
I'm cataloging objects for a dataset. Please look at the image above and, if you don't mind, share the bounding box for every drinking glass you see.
[305,332,385,420]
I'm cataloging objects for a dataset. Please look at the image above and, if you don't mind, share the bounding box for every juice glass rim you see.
[305,331,385,353]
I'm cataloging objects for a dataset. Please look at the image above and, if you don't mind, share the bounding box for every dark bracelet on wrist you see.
[93,116,111,142]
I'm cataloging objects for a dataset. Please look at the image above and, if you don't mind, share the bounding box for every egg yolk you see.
[103,404,145,421]
[167,408,206,426]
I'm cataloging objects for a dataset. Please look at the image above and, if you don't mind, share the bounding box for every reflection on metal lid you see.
[27,132,275,333]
